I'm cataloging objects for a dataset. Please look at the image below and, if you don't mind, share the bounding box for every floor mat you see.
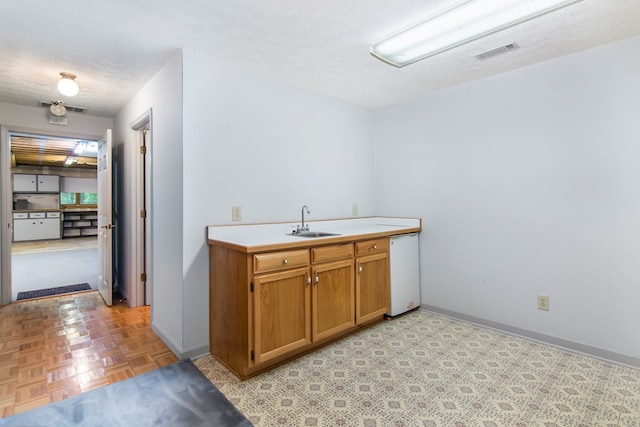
[16,282,91,300]
[0,360,252,427]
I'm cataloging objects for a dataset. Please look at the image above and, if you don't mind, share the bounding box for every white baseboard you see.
[421,305,640,369]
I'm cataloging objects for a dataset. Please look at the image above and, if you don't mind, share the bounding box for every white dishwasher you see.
[389,233,421,317]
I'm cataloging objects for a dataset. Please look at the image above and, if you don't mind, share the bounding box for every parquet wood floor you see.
[0,291,178,417]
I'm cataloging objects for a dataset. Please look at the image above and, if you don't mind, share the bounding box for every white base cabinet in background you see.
[13,212,61,242]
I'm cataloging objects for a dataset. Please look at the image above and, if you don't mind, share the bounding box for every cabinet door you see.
[253,267,311,364]
[37,175,60,192]
[13,218,61,241]
[13,219,36,242]
[13,174,37,192]
[40,218,61,239]
[356,252,389,325]
[312,259,355,341]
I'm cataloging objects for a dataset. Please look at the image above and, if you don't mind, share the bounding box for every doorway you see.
[130,110,151,307]
[5,131,100,301]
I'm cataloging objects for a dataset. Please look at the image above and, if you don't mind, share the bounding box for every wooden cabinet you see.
[356,239,389,325]
[210,237,391,379]
[254,249,309,274]
[252,244,355,362]
[311,244,354,341]
[253,267,311,364]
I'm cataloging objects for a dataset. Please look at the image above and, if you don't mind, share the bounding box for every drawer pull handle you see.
[373,244,377,250]
[359,263,363,273]
[314,271,319,286]
[306,272,311,287]
[283,258,288,265]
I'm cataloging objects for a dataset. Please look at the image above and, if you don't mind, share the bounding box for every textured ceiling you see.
[1,0,639,117]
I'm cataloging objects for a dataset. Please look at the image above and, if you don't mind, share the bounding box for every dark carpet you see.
[16,283,91,301]
[0,360,252,427]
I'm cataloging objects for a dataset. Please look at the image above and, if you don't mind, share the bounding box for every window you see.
[80,192,98,204]
[61,192,98,206]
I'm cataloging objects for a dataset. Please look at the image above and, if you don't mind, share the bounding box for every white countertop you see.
[207,217,421,251]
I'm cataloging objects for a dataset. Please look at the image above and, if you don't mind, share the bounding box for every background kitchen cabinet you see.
[37,175,60,192]
[12,174,37,192]
[13,174,59,193]
[13,212,61,241]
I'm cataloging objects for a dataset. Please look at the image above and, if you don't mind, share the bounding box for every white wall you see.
[181,50,374,357]
[61,177,97,193]
[112,51,184,355]
[373,35,640,361]
[0,103,112,138]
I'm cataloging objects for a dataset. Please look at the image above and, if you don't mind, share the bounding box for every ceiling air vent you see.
[475,43,519,61]
[38,100,88,113]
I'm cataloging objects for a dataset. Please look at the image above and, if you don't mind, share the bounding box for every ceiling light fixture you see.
[370,0,583,67]
[57,72,79,96]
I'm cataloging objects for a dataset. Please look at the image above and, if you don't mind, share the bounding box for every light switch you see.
[232,206,241,221]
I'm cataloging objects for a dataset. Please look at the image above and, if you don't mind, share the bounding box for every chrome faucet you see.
[300,205,311,232]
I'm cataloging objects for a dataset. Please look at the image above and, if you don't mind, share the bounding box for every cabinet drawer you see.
[46,212,61,218]
[12,213,28,219]
[29,212,46,219]
[311,243,354,264]
[254,249,309,274]
[355,238,389,256]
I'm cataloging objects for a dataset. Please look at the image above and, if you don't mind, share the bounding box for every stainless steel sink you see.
[288,231,340,238]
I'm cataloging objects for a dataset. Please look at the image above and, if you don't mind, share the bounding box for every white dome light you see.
[57,72,79,97]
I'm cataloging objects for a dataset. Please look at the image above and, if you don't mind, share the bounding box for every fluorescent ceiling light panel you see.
[370,0,582,67]
[64,156,77,166]
[74,142,88,154]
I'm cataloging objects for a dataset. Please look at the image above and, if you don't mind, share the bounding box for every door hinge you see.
[140,210,146,218]
[250,282,254,292]
[140,273,147,282]
[250,350,254,361]
[140,146,147,154]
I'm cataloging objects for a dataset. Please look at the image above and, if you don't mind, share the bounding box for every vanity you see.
[207,216,421,379]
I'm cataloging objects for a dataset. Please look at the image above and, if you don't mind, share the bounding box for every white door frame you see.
[1,126,12,305]
[0,125,103,305]
[129,109,152,307]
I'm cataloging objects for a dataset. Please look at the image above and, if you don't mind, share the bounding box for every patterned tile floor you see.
[195,310,640,427]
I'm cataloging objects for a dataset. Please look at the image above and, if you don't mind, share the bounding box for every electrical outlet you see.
[537,295,549,311]
[352,204,358,216]
[231,206,241,222]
